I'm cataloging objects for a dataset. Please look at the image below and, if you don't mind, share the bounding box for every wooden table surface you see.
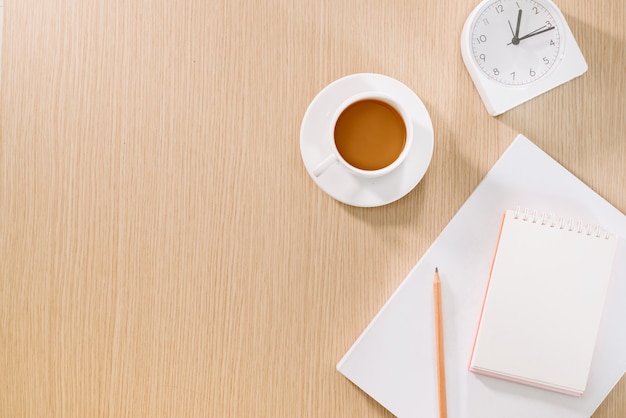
[2,1,625,416]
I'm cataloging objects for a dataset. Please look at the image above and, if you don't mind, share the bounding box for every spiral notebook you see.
[336,134,626,418]
[469,208,618,396]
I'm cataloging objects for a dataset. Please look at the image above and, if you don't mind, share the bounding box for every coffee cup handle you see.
[312,154,338,177]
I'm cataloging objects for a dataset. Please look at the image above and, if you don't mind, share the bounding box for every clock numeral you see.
[479,53,486,62]
[532,6,539,14]
[476,34,487,44]
[545,20,553,27]
[550,39,555,46]
[495,4,504,13]
[543,57,550,65]
[510,72,516,80]
[483,18,489,26]
[530,68,536,77]
[493,68,500,76]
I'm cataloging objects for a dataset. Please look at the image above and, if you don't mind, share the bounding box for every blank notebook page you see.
[470,209,618,396]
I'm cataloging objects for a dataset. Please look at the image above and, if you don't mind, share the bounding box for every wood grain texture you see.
[1,0,624,417]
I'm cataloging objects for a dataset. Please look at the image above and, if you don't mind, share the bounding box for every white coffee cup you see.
[312,91,413,178]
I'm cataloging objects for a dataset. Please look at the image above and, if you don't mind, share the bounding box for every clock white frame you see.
[461,0,587,116]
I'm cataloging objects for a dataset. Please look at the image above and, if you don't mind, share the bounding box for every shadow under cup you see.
[334,98,407,172]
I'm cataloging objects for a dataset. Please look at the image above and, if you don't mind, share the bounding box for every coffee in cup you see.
[313,92,412,178]
[334,99,406,171]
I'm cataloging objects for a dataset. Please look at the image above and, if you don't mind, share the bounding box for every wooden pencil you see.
[433,267,447,418]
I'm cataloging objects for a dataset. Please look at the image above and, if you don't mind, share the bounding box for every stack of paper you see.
[337,135,626,418]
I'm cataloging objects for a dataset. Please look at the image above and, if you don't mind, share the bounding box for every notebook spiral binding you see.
[513,207,614,239]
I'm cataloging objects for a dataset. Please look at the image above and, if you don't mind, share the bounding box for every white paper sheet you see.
[337,134,626,418]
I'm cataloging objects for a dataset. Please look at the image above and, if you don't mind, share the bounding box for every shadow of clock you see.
[496,14,626,211]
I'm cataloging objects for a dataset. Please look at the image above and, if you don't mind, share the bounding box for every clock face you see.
[470,0,562,85]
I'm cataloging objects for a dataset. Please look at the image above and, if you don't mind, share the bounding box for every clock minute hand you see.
[514,9,522,39]
[518,25,555,41]
[508,10,524,45]
[507,9,524,45]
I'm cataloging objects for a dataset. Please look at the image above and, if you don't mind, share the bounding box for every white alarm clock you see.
[461,0,587,116]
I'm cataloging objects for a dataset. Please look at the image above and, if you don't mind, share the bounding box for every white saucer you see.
[300,73,434,207]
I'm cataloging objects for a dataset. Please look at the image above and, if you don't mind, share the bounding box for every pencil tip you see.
[435,267,439,273]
